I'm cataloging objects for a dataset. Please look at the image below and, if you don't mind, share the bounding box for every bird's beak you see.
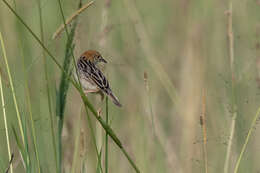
[100,57,107,63]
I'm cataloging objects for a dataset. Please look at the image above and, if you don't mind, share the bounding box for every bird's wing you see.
[77,58,122,107]
[79,59,111,94]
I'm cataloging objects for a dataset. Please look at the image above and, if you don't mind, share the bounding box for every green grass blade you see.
[96,148,103,173]
[56,0,79,80]
[24,75,41,173]
[56,14,77,173]
[0,29,25,145]
[11,0,42,171]
[105,96,108,173]
[11,126,26,170]
[0,33,13,173]
[233,106,260,173]
[22,117,31,173]
[1,25,31,172]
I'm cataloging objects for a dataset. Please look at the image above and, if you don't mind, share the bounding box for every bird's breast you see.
[80,77,99,90]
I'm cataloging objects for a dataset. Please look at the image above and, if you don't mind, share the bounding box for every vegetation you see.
[0,0,260,172]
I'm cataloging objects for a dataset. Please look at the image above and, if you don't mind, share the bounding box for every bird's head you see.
[81,50,107,65]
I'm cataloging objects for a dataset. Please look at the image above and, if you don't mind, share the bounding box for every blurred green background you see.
[0,0,260,172]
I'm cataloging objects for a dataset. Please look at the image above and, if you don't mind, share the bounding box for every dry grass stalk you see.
[124,0,179,104]
[224,3,237,173]
[200,90,208,173]
[52,1,94,39]
[143,72,183,173]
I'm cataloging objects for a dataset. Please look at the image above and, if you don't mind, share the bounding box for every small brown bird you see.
[76,50,122,107]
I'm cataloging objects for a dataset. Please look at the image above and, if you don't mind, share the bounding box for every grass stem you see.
[0,24,25,146]
[233,106,260,173]
[0,32,13,173]
[105,96,109,173]
[71,107,83,173]
[200,90,208,173]
[52,1,94,39]
[224,3,237,173]
[85,107,104,173]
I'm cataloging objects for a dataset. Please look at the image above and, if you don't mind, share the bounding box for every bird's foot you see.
[97,108,102,117]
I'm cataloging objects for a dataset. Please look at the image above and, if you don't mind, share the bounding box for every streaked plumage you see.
[76,50,122,107]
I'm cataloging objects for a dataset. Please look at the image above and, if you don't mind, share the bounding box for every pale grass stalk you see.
[52,1,94,39]
[98,2,111,172]
[233,106,260,173]
[144,72,155,136]
[123,0,178,104]
[0,31,25,145]
[200,90,208,173]
[224,3,237,173]
[143,72,183,172]
[56,0,83,84]
[0,32,13,173]
[98,0,110,48]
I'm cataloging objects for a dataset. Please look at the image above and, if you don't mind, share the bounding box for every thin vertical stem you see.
[57,118,63,173]
[200,90,208,173]
[105,96,109,173]
[0,30,25,146]
[24,85,41,173]
[224,3,237,173]
[85,107,104,173]
[233,107,260,173]
[71,107,83,173]
[0,32,13,173]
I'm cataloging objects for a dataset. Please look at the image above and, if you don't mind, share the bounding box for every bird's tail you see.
[108,92,122,107]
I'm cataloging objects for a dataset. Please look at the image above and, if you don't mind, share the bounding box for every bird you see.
[75,50,122,107]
